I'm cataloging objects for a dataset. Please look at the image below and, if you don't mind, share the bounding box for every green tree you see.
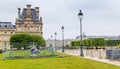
[71,38,106,48]
[70,41,74,46]
[89,38,105,46]
[70,40,80,46]
[10,33,31,50]
[31,34,46,48]
[106,40,120,46]
[10,33,46,50]
[84,39,92,48]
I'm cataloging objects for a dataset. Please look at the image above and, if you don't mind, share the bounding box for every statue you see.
[30,46,39,54]
[40,17,42,22]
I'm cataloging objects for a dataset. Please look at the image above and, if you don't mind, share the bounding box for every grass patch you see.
[0,53,120,69]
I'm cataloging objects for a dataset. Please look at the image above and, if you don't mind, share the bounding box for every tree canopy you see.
[71,38,105,47]
[10,33,46,50]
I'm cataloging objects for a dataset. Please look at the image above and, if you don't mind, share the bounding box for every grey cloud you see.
[0,0,120,39]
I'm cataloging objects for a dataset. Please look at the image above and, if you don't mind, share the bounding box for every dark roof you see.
[0,22,15,29]
[19,9,39,22]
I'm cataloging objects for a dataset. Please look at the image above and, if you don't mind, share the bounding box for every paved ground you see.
[58,49,120,66]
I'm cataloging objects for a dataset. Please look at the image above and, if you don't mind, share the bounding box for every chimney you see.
[18,8,21,19]
[35,7,39,18]
[26,4,31,18]
[27,4,31,9]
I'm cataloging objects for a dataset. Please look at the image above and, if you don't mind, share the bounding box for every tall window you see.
[25,24,27,32]
[18,25,21,32]
[25,26,27,32]
[30,26,33,31]
[36,26,39,32]
[4,35,7,41]
[11,32,13,34]
[37,29,39,32]
[4,32,6,34]
[4,42,7,49]
[37,26,39,28]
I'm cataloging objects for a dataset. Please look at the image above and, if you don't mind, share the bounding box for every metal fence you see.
[60,47,120,60]
[106,49,120,60]
[2,42,56,60]
[84,49,106,59]
[57,46,107,59]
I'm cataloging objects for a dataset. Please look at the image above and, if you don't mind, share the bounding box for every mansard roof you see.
[0,22,15,29]
[19,8,39,22]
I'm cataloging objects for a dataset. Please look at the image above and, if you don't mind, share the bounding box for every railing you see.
[57,46,107,59]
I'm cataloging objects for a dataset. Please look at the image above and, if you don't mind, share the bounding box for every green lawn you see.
[0,53,120,69]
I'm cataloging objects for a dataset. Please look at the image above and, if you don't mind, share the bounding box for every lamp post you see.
[61,25,64,52]
[78,10,84,57]
[54,32,57,51]
[48,38,50,47]
[51,35,53,46]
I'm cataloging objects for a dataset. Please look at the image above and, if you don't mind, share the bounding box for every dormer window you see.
[5,25,7,28]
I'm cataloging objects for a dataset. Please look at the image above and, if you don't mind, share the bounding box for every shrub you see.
[0,49,2,53]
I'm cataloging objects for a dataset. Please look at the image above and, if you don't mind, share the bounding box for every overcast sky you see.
[0,0,120,40]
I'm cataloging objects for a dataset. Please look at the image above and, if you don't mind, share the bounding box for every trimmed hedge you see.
[71,38,105,47]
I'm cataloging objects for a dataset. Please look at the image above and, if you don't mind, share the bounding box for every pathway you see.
[58,49,120,66]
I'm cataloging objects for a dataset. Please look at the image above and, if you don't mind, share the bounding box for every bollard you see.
[91,50,93,57]
[99,51,101,59]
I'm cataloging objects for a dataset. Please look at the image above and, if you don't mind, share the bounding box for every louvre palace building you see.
[0,4,43,49]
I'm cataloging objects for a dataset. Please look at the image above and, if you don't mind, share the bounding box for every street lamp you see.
[61,25,64,52]
[48,38,50,47]
[54,32,57,51]
[78,10,84,57]
[51,35,53,46]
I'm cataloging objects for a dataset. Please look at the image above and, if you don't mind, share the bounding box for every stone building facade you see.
[0,22,15,49]
[0,5,43,49]
[16,4,43,34]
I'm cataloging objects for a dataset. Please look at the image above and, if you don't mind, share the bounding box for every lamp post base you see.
[80,46,84,57]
